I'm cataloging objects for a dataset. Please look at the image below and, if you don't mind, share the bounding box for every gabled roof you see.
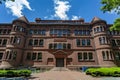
[91,16,102,23]
[14,16,29,23]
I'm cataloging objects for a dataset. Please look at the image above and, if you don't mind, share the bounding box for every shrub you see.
[85,67,120,77]
[0,69,31,77]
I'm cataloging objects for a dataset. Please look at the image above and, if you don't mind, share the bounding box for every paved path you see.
[28,67,120,80]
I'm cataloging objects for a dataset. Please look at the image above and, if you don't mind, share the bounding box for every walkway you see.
[29,67,120,80]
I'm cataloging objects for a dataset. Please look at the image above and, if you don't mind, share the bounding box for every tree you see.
[101,0,120,30]
[0,0,14,4]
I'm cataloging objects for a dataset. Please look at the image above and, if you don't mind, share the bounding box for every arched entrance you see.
[48,50,73,67]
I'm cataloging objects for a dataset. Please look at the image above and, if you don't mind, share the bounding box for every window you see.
[0,53,3,60]
[26,52,31,60]
[106,51,109,60]
[8,52,12,60]
[49,44,53,49]
[83,52,87,60]
[28,39,33,46]
[0,39,2,45]
[87,39,91,46]
[13,51,17,60]
[112,40,116,46]
[39,39,43,46]
[67,44,71,49]
[115,52,120,60]
[49,43,70,49]
[63,43,66,49]
[57,43,63,49]
[38,53,42,60]
[2,39,7,46]
[78,53,82,61]
[32,53,36,60]
[16,37,21,44]
[117,40,120,45]
[82,39,86,46]
[78,52,93,61]
[34,39,38,46]
[88,52,93,60]
[102,51,106,60]
[76,39,80,46]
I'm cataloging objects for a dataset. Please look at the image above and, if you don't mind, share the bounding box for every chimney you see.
[35,18,41,23]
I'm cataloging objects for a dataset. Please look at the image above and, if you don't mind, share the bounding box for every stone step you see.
[51,67,70,71]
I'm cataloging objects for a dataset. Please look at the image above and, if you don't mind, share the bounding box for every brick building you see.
[0,16,120,69]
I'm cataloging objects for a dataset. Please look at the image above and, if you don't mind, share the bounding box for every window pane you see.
[38,53,42,60]
[13,51,17,60]
[87,39,91,46]
[76,39,80,46]
[39,39,43,46]
[0,53,3,60]
[102,51,106,60]
[89,52,93,60]
[28,39,33,46]
[49,44,53,49]
[82,39,86,46]
[83,52,87,60]
[34,39,38,46]
[27,52,31,60]
[78,53,82,60]
[2,39,7,46]
[32,53,36,60]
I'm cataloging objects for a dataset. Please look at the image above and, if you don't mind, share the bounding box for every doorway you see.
[56,58,64,67]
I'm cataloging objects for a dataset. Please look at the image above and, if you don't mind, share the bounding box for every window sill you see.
[78,60,95,62]
[103,59,114,61]
[77,45,92,47]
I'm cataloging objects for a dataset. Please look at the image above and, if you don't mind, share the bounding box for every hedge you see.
[85,67,120,77]
[0,70,31,77]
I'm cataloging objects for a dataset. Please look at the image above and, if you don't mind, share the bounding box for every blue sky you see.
[0,0,119,23]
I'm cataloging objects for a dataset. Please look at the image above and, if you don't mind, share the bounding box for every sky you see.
[0,0,119,24]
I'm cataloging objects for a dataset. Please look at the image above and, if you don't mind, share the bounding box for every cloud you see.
[71,15,81,20]
[109,6,120,14]
[5,0,32,17]
[53,0,71,20]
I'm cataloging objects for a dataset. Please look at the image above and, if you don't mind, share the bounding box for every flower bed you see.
[86,67,120,77]
[0,70,31,77]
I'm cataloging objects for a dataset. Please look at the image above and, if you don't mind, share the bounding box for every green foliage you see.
[0,69,31,77]
[86,67,120,77]
[101,0,120,14]
[110,18,120,31]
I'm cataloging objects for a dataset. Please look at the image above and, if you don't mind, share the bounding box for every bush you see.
[85,67,120,77]
[0,69,31,77]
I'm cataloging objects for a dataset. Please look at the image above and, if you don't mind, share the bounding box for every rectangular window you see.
[39,39,44,46]
[87,39,91,46]
[28,39,33,46]
[26,52,31,60]
[76,39,80,46]
[117,40,120,45]
[0,53,3,60]
[78,53,82,61]
[88,52,93,60]
[82,39,86,46]
[34,39,38,46]
[13,51,17,60]
[83,52,87,60]
[49,44,53,49]
[63,43,66,49]
[102,51,106,60]
[2,39,7,46]
[67,44,71,49]
[32,53,36,60]
[38,53,42,60]
[0,39,2,45]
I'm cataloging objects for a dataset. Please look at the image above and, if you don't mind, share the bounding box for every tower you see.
[91,17,116,67]
[0,16,28,68]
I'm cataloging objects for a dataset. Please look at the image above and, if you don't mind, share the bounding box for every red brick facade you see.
[0,16,119,69]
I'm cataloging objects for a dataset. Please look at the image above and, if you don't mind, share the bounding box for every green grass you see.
[85,67,120,77]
